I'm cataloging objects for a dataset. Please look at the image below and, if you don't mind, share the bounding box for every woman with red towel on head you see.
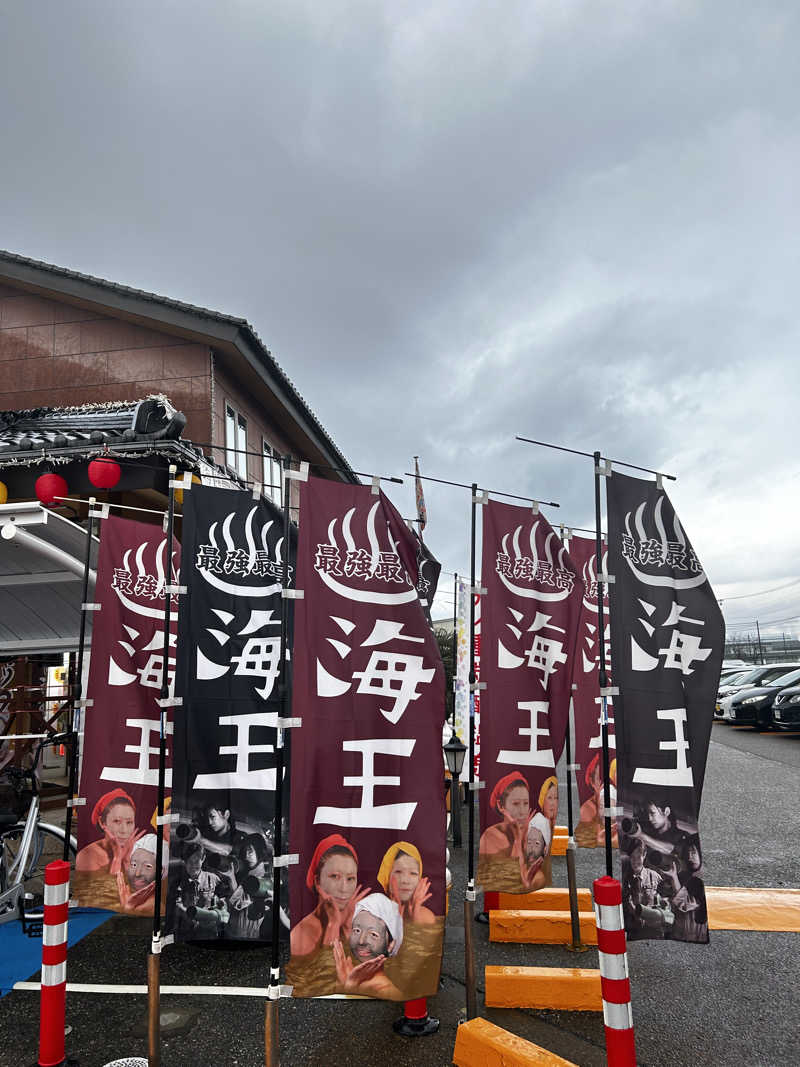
[478,771,546,891]
[76,788,144,875]
[290,834,370,957]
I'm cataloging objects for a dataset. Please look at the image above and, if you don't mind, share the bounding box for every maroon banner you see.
[569,535,618,849]
[477,500,582,893]
[74,515,180,915]
[287,477,446,1001]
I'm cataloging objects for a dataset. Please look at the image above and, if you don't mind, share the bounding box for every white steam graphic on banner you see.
[314,500,417,605]
[112,538,177,621]
[495,520,573,602]
[622,497,706,590]
[198,506,284,597]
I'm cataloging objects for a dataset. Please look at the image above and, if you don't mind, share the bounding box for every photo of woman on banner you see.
[663,834,708,943]
[477,771,546,892]
[576,754,619,849]
[290,834,369,957]
[377,842,436,925]
[223,832,274,939]
[76,788,144,874]
[332,892,404,999]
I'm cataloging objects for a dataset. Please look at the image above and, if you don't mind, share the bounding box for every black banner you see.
[608,472,723,943]
[167,485,294,941]
[413,530,441,627]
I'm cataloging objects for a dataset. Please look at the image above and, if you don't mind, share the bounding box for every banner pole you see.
[559,526,585,952]
[148,465,177,1067]
[593,452,613,880]
[63,496,96,861]
[463,484,478,1021]
[265,454,293,1067]
[451,571,458,735]
[450,572,462,850]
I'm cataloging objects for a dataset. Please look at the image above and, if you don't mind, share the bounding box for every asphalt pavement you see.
[1,721,798,1067]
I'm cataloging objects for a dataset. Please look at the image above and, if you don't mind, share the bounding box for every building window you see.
[262,440,282,507]
[225,403,248,479]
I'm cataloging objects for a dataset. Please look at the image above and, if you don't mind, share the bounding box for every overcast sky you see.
[1,0,798,638]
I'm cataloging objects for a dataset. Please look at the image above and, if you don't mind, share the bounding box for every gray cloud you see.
[1,0,799,635]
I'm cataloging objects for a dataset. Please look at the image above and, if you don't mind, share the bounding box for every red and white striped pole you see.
[593,875,636,1067]
[38,859,71,1067]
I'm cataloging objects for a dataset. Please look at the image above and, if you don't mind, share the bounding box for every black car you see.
[771,682,800,730]
[724,667,800,730]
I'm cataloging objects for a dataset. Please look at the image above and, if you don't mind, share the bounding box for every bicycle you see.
[0,732,77,935]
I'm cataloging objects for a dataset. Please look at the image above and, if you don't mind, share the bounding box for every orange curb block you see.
[496,888,593,911]
[490,909,598,945]
[485,965,602,1010]
[453,1017,579,1066]
[706,887,800,932]
[551,836,568,856]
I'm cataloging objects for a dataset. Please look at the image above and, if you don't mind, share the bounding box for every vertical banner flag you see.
[287,477,446,1001]
[412,528,441,627]
[167,485,293,942]
[478,500,582,894]
[413,456,427,533]
[569,535,618,849]
[608,472,723,944]
[454,577,471,779]
[74,516,180,915]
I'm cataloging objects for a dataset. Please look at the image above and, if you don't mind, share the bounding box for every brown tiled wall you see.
[213,363,300,510]
[0,289,212,444]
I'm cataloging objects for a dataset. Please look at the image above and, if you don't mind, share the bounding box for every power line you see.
[719,577,800,603]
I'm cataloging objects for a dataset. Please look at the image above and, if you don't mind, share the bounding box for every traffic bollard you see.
[38,859,77,1067]
[593,876,636,1067]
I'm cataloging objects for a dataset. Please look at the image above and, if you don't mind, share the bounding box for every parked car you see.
[715,663,800,719]
[723,667,800,729]
[771,680,800,730]
[714,668,765,718]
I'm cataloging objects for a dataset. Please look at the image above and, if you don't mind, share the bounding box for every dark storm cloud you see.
[1,0,799,634]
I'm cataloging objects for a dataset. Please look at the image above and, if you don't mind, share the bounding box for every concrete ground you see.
[1,722,798,1066]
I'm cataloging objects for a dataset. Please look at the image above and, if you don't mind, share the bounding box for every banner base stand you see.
[392,1004,440,1038]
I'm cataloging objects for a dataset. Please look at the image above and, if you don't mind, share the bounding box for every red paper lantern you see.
[88,457,122,489]
[35,472,68,507]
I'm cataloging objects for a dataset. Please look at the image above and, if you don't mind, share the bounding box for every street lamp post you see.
[443,731,467,849]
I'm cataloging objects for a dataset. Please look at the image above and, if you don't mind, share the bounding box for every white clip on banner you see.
[472,490,489,505]
[371,476,380,496]
[285,461,310,482]
[596,459,613,477]
[470,585,487,596]
[81,603,101,612]
[600,686,619,697]
[75,699,94,709]
[273,854,299,868]
[470,681,486,692]
[157,696,184,709]
[282,589,304,600]
[66,798,86,808]
[252,482,262,501]
[276,717,302,729]
[468,780,485,792]
[165,584,187,595]
[89,503,110,519]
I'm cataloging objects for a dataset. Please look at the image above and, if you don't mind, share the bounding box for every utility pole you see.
[755,620,765,664]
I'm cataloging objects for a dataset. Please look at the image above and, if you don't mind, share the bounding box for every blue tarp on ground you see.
[0,908,111,997]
